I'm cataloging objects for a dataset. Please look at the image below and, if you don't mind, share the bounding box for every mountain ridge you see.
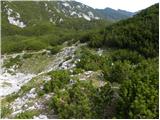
[96,7,135,21]
[1,0,135,29]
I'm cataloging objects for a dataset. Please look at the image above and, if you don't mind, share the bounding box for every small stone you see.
[84,71,93,76]
[30,88,36,94]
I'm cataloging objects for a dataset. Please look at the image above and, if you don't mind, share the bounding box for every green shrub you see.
[88,33,104,48]
[23,38,47,51]
[4,93,19,103]
[76,49,102,71]
[50,81,113,119]
[22,22,53,36]
[1,106,12,118]
[79,33,90,43]
[104,61,132,83]
[22,53,33,59]
[49,46,62,55]
[104,4,159,58]
[111,49,144,64]
[37,90,45,96]
[43,70,70,93]
[50,81,95,119]
[72,68,83,75]
[3,55,21,68]
[117,59,158,119]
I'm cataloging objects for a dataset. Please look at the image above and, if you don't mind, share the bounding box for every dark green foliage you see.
[58,19,111,31]
[104,61,132,83]
[50,81,113,119]
[88,33,104,48]
[104,4,159,58]
[79,28,105,47]
[116,58,159,119]
[76,48,106,71]
[22,22,53,36]
[22,53,33,59]
[110,49,144,64]
[79,32,90,43]
[2,25,105,54]
[75,46,158,118]
[2,35,48,53]
[83,4,159,58]
[91,83,114,118]
[49,46,62,55]
[51,81,94,119]
[72,68,83,75]
[43,70,70,93]
[23,38,48,51]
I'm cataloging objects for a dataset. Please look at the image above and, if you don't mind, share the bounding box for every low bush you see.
[49,46,62,55]
[72,68,84,75]
[49,81,113,119]
[43,70,70,93]
[76,49,102,71]
[103,61,132,83]
[22,53,33,59]
[50,81,95,119]
[110,49,144,64]
[116,58,158,118]
[3,55,21,68]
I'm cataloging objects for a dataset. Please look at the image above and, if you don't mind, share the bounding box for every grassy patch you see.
[3,55,22,68]
[15,110,40,119]
[0,105,12,118]
[19,53,54,73]
[19,74,46,96]
[2,93,19,104]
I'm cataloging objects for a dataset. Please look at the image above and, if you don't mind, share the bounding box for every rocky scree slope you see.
[1,43,105,119]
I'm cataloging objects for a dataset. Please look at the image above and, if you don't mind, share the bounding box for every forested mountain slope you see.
[96,7,135,21]
[85,3,159,58]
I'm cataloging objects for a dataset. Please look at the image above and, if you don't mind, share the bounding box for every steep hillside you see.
[1,1,112,54]
[1,0,101,28]
[96,7,135,21]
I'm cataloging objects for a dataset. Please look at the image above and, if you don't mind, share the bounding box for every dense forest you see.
[1,2,159,119]
[81,3,159,58]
